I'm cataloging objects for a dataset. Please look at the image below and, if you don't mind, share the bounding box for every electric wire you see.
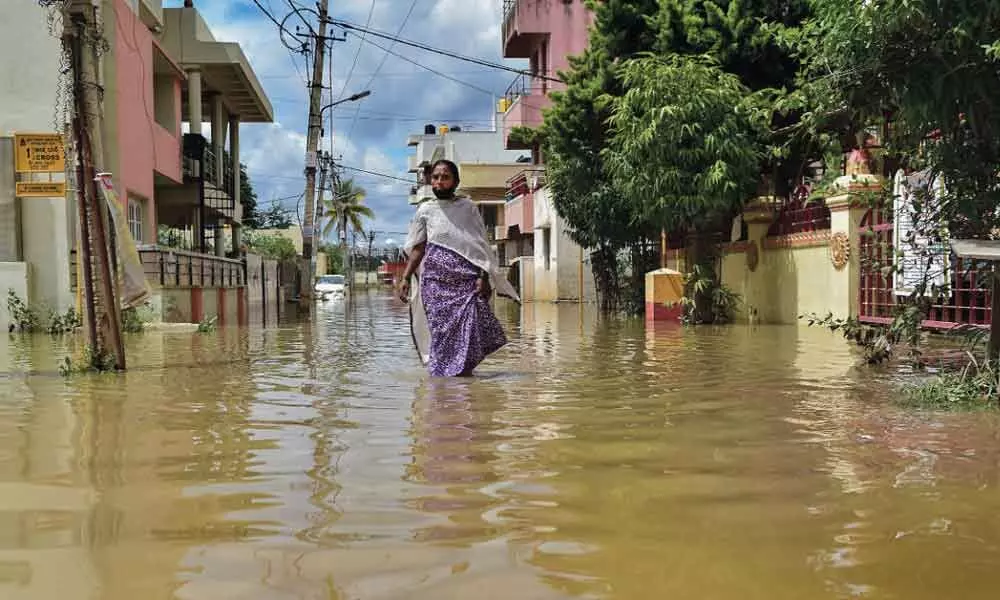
[337,0,377,98]
[327,17,563,83]
[342,0,419,148]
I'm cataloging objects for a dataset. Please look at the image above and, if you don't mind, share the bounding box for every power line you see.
[337,164,413,183]
[346,31,495,97]
[343,0,420,147]
[249,0,288,33]
[260,69,506,79]
[337,0,376,98]
[249,0,311,85]
[327,17,563,83]
[284,0,318,37]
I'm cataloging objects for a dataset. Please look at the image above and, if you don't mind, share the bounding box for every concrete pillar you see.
[211,94,225,188]
[229,115,241,223]
[232,223,242,254]
[187,68,202,136]
[215,226,226,257]
[826,174,884,320]
[739,197,777,321]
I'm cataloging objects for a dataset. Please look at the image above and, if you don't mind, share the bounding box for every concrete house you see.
[498,0,596,303]
[0,0,274,328]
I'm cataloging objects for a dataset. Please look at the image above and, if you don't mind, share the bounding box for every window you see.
[127,196,145,242]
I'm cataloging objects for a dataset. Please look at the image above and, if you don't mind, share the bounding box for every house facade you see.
[0,0,274,329]
[499,0,596,302]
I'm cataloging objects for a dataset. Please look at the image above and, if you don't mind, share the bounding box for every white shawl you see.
[404,195,520,364]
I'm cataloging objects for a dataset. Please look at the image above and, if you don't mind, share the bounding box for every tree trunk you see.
[591,244,620,314]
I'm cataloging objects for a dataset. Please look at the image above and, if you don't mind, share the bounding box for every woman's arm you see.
[398,242,426,303]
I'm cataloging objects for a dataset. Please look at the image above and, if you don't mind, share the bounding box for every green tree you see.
[239,163,263,229]
[802,0,1000,240]
[541,0,813,314]
[243,231,297,261]
[259,199,294,229]
[318,243,345,274]
[650,0,813,196]
[606,55,769,322]
[321,178,374,241]
[541,0,662,312]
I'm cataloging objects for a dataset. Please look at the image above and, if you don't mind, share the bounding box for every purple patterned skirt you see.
[420,244,507,377]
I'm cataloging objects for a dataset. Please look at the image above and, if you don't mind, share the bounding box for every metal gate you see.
[858,206,895,324]
[858,206,992,328]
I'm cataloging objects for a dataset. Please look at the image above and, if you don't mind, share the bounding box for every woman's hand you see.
[476,276,492,299]
[398,279,411,304]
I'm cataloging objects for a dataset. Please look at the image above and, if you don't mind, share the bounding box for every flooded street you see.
[2,291,1000,599]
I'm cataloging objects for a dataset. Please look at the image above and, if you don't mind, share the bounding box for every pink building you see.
[1,0,275,327]
[498,0,597,303]
[116,0,273,323]
[500,0,593,153]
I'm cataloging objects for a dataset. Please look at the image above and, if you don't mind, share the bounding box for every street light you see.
[318,90,371,140]
[320,90,371,119]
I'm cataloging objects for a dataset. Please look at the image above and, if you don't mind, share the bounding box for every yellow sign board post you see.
[16,181,67,197]
[14,133,66,173]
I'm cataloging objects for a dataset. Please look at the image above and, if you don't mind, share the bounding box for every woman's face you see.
[430,165,456,193]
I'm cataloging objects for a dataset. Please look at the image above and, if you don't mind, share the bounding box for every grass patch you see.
[899,355,1000,411]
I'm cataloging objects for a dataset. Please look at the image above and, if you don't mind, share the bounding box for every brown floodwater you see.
[2,291,1000,599]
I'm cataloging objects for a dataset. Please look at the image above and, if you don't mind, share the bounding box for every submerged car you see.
[315,274,346,299]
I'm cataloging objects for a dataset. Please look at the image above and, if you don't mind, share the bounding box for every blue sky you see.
[164,0,524,245]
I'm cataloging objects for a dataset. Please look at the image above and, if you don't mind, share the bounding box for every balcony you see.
[162,6,274,123]
[502,0,551,58]
[502,74,550,150]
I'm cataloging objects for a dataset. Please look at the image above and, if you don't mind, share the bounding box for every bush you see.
[244,231,297,261]
[900,355,1000,411]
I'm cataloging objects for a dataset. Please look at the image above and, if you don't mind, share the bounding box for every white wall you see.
[531,187,595,302]
[0,2,63,135]
[0,4,74,316]
[0,262,29,331]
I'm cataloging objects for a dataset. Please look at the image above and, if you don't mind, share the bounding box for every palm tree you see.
[321,178,374,242]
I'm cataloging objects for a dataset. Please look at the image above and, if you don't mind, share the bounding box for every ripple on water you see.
[1,295,1000,599]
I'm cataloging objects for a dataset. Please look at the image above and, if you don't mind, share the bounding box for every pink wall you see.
[504,0,593,82]
[153,72,182,182]
[112,0,182,236]
[502,0,592,151]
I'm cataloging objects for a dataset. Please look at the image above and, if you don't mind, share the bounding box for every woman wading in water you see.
[399,160,519,377]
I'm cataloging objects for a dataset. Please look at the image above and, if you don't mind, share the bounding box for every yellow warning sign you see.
[16,181,66,197]
[14,133,66,173]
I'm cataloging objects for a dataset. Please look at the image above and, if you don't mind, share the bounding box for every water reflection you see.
[1,293,1000,598]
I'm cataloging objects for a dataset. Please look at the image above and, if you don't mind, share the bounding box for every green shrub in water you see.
[900,354,1000,411]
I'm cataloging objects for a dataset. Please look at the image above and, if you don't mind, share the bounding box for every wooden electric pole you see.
[65,1,126,370]
[299,0,331,310]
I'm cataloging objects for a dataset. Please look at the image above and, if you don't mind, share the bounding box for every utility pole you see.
[365,230,376,287]
[65,0,126,370]
[315,152,329,274]
[299,0,331,310]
